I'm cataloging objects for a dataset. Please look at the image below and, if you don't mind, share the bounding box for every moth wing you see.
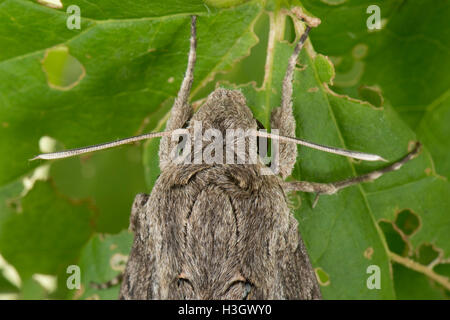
[119,193,155,299]
[277,221,322,299]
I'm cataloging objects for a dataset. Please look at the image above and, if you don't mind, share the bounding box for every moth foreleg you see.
[283,142,422,207]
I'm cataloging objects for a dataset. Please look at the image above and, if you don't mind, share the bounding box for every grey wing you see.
[119,193,154,299]
[278,220,322,300]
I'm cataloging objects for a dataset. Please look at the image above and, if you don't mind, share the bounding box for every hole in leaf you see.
[38,136,59,154]
[284,14,296,44]
[434,263,450,278]
[432,263,450,298]
[358,85,384,108]
[415,243,440,265]
[314,267,330,286]
[110,253,128,272]
[0,255,21,289]
[37,0,63,9]
[22,165,50,195]
[32,274,57,294]
[42,45,85,90]
[379,220,409,256]
[395,209,420,236]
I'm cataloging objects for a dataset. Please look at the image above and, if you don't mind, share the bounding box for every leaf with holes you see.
[301,0,450,182]
[217,7,449,299]
[0,0,261,299]
[75,231,133,300]
[1,0,449,299]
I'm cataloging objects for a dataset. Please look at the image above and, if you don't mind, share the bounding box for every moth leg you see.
[159,15,197,169]
[270,25,312,179]
[283,142,422,207]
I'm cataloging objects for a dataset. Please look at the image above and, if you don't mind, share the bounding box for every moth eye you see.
[176,273,194,290]
[224,279,253,300]
[176,276,195,299]
[177,277,190,287]
[243,282,252,300]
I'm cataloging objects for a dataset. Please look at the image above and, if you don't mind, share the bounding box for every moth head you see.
[189,88,257,133]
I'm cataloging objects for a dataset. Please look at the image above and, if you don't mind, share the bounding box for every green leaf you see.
[0,0,261,185]
[294,0,450,297]
[75,231,133,300]
[237,25,398,298]
[1,0,449,299]
[314,54,335,85]
[291,63,450,298]
[205,0,250,8]
[0,0,262,298]
[0,180,93,277]
[416,92,450,180]
[50,145,147,233]
[224,9,449,298]
[142,2,262,186]
[302,0,450,182]
[20,277,48,300]
[393,264,448,300]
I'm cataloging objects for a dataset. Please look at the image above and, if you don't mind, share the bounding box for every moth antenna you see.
[254,131,387,162]
[30,131,173,161]
[175,15,196,107]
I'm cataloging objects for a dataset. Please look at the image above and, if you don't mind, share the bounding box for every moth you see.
[33,15,421,299]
